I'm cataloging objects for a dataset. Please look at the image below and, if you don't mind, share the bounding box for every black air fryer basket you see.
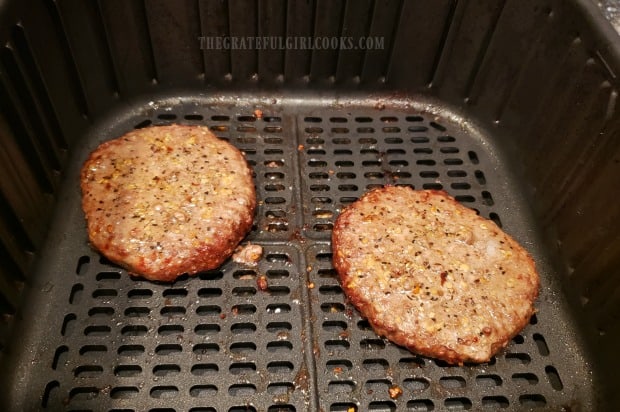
[0,0,619,411]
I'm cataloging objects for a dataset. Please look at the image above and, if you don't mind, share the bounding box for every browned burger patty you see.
[332,186,540,364]
[81,124,256,282]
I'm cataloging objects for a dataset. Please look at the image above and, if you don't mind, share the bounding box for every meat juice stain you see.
[289,228,306,244]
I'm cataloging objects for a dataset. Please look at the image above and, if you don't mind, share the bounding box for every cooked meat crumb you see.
[388,385,403,399]
[232,243,263,266]
[256,275,268,291]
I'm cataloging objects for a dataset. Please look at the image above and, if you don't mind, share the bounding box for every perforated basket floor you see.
[8,99,592,411]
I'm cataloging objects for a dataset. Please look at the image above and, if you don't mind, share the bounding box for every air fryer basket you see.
[0,0,619,411]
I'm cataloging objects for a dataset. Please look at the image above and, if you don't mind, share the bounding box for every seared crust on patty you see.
[332,186,539,364]
[81,124,256,282]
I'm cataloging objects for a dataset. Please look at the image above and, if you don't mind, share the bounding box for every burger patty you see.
[332,186,540,364]
[80,124,256,282]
